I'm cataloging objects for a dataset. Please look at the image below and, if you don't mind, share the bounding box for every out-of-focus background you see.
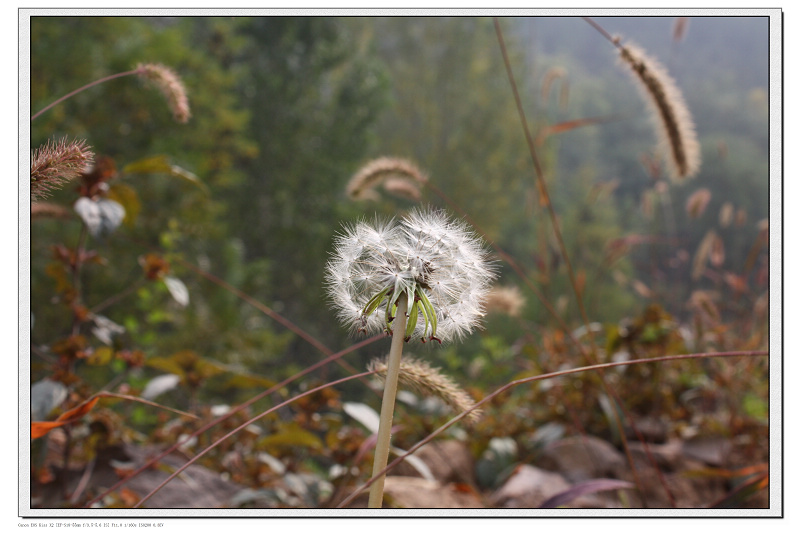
[28,16,770,510]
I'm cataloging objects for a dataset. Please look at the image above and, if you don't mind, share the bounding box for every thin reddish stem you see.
[133,370,377,508]
[337,349,768,508]
[176,257,371,384]
[83,334,381,508]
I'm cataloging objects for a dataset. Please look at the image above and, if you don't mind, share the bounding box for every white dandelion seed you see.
[325,207,495,343]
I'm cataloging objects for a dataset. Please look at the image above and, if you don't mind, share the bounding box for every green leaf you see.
[145,356,186,378]
[258,423,323,451]
[122,155,209,195]
[193,358,227,380]
[743,393,768,420]
[223,374,277,390]
[86,346,114,366]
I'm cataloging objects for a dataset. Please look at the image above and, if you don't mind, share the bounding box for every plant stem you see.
[132,370,376,509]
[337,349,768,509]
[31,69,140,121]
[87,336,381,509]
[368,296,408,509]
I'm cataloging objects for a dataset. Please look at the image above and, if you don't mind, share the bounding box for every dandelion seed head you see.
[325,208,495,342]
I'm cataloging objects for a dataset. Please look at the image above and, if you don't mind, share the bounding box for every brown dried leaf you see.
[536,115,620,146]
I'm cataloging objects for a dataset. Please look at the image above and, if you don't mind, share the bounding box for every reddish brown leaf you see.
[31,397,99,439]
[140,253,170,280]
[51,335,88,360]
[452,482,479,494]
[30,421,65,439]
[119,487,141,507]
[36,466,56,485]
[710,469,768,509]
[536,115,621,146]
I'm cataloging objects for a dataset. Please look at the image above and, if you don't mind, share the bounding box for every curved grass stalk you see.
[132,370,377,509]
[31,69,140,121]
[176,255,371,383]
[84,332,382,508]
[337,349,768,508]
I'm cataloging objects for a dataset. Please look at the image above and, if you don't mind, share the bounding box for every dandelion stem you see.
[368,296,408,509]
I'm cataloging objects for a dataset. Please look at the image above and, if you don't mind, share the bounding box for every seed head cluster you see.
[368,357,482,423]
[346,157,427,201]
[30,137,94,201]
[137,63,191,124]
[325,208,495,343]
[618,41,701,181]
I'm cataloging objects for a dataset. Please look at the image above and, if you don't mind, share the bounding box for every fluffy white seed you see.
[325,208,495,343]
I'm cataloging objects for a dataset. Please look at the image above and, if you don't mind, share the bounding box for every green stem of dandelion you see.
[368,296,408,509]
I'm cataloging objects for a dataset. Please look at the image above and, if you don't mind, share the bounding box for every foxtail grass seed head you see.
[485,285,526,317]
[30,138,94,201]
[382,176,422,201]
[137,63,191,124]
[618,41,700,181]
[686,187,711,219]
[369,357,481,423]
[719,202,734,228]
[347,157,428,201]
[672,17,690,43]
[326,207,495,343]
